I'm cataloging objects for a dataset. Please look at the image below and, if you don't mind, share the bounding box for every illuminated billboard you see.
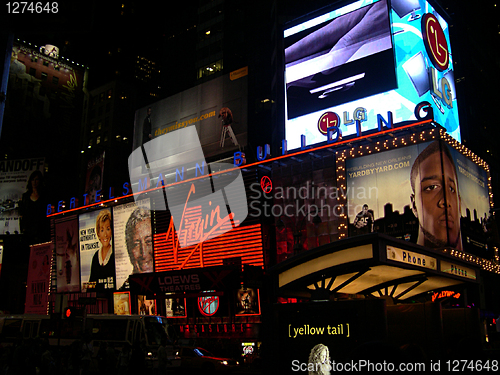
[132,70,248,161]
[9,42,85,123]
[284,0,460,150]
[79,208,116,292]
[112,199,152,290]
[346,140,490,254]
[24,243,52,314]
[0,158,45,235]
[55,216,81,293]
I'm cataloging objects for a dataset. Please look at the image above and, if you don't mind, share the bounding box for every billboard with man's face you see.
[113,198,152,290]
[346,140,490,254]
[284,0,460,150]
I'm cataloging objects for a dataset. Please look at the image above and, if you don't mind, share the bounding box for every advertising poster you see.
[113,198,151,290]
[138,295,156,315]
[165,296,187,318]
[449,147,490,256]
[84,152,105,205]
[24,242,53,314]
[235,288,260,316]
[284,0,460,150]
[272,300,387,374]
[114,292,131,315]
[8,42,85,124]
[346,140,490,251]
[0,158,45,235]
[55,216,80,293]
[79,208,115,292]
[132,71,248,163]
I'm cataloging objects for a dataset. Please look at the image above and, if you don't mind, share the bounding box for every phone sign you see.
[422,13,449,71]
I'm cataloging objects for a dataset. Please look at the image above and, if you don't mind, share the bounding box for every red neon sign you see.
[198,293,220,316]
[431,290,460,302]
[260,176,272,194]
[155,222,263,271]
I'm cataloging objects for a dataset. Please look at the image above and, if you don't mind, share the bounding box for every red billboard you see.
[25,242,53,314]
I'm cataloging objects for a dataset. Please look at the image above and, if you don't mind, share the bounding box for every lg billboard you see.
[284,0,460,150]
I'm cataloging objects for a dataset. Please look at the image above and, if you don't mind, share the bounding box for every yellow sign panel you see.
[386,246,437,270]
[230,66,248,81]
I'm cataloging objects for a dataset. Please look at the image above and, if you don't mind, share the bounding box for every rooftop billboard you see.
[132,70,248,163]
[284,0,460,149]
[346,140,490,256]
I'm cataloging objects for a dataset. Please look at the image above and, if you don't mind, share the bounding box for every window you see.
[41,72,48,81]
[197,60,223,79]
[52,76,59,85]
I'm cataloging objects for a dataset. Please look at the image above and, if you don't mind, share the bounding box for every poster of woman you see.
[79,208,116,292]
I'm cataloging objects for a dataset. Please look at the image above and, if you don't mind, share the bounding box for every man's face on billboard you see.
[412,152,461,249]
[130,219,153,273]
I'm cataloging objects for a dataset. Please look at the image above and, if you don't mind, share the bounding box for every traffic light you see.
[63,307,83,319]
[63,307,75,319]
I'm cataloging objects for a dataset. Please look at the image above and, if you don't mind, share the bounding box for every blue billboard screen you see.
[284,0,460,149]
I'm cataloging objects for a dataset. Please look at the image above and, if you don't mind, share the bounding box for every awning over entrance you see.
[271,233,479,302]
